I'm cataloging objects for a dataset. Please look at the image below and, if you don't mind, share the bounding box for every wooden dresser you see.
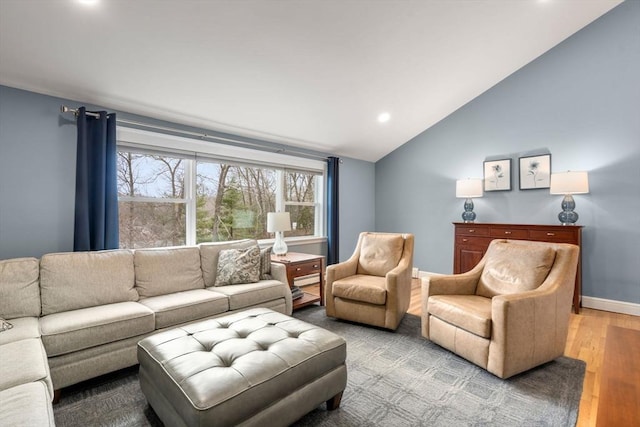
[453,222,583,313]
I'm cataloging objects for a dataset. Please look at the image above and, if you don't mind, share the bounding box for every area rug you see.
[53,306,585,426]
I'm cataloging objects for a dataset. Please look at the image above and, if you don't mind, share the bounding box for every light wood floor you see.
[305,280,640,427]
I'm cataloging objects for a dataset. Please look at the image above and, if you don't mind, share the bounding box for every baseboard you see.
[418,270,444,279]
[582,296,640,316]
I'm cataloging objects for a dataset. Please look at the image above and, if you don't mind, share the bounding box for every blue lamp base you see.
[558,195,579,225]
[461,198,476,223]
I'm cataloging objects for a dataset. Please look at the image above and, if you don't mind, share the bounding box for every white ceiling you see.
[0,0,623,162]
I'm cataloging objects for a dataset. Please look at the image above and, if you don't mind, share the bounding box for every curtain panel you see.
[326,156,340,265]
[73,107,119,251]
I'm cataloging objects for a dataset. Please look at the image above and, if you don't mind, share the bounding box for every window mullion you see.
[185,159,196,246]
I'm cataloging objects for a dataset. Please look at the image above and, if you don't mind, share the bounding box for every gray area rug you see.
[53,306,585,426]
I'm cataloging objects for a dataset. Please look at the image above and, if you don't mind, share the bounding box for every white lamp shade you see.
[550,171,589,195]
[267,212,291,232]
[456,179,483,198]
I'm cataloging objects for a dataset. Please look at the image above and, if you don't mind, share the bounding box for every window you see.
[116,128,325,249]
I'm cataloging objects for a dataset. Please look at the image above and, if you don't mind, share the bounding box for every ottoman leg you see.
[326,391,343,410]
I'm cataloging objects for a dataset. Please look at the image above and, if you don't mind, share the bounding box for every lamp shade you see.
[267,212,291,232]
[456,179,483,198]
[550,171,589,195]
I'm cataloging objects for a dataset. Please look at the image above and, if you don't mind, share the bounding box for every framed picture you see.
[519,154,551,190]
[483,159,512,191]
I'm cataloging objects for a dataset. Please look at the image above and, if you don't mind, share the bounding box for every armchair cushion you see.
[428,295,492,338]
[357,234,404,276]
[476,241,556,298]
[332,275,387,305]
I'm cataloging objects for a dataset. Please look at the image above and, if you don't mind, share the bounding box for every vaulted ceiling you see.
[0,0,623,161]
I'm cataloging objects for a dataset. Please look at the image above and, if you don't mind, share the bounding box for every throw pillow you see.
[260,246,272,280]
[0,317,13,332]
[215,246,261,286]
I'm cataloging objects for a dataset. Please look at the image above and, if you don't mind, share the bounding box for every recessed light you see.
[78,0,99,6]
[377,112,390,123]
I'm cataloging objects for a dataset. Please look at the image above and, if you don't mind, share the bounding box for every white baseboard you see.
[581,296,640,316]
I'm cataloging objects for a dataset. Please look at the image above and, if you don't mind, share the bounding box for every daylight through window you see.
[116,128,325,249]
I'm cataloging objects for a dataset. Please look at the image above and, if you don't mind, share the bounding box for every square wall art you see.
[519,154,551,190]
[483,159,512,191]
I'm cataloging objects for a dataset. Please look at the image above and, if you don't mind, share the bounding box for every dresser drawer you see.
[292,261,322,276]
[456,236,494,246]
[490,228,529,239]
[455,226,490,237]
[529,229,578,243]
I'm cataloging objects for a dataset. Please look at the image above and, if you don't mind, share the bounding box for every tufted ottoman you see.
[137,307,347,427]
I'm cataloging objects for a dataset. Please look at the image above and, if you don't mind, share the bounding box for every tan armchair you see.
[422,239,579,379]
[325,232,414,330]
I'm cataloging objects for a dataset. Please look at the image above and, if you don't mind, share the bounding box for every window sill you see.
[258,236,327,248]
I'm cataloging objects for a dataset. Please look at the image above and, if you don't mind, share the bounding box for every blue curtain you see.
[74,107,119,251]
[327,156,340,265]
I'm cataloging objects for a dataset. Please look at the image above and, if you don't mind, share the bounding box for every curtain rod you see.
[60,105,335,162]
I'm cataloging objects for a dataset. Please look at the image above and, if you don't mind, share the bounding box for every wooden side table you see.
[271,252,324,310]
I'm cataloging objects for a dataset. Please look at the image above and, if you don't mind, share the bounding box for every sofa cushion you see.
[40,250,137,316]
[357,234,404,277]
[331,275,387,305]
[135,247,205,298]
[208,280,289,311]
[139,289,229,329]
[428,295,493,338]
[0,257,41,318]
[259,246,272,280]
[0,338,52,397]
[214,246,261,286]
[199,239,257,287]
[476,241,557,298]
[0,318,12,332]
[0,317,40,345]
[40,302,155,357]
[0,382,55,427]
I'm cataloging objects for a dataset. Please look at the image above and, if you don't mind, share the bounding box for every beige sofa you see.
[0,239,292,426]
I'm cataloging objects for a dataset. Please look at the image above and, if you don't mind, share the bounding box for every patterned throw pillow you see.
[214,246,261,286]
[260,246,272,280]
[0,317,13,332]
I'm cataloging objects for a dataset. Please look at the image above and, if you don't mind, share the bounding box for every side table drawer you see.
[293,261,322,276]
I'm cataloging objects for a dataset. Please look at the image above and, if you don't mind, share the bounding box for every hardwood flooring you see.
[303,280,640,427]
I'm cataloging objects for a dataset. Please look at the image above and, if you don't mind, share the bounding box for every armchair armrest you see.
[489,286,570,378]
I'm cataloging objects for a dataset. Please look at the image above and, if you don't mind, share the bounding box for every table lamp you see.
[456,179,483,223]
[267,212,292,255]
[550,171,589,225]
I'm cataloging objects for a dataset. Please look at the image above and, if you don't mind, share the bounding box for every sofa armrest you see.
[269,263,292,315]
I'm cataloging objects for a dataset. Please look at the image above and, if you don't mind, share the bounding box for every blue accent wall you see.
[376,1,640,304]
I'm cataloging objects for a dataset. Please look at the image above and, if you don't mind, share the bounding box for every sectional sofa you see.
[0,239,293,426]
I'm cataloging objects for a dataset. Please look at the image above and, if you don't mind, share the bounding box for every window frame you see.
[116,127,326,247]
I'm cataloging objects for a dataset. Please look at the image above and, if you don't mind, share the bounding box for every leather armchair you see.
[325,232,414,330]
[422,239,579,379]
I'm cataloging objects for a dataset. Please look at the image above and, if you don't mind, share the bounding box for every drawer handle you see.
[313,264,319,268]
[504,231,512,235]
[468,229,475,233]
[547,232,555,236]
[296,267,301,271]
[462,238,468,242]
